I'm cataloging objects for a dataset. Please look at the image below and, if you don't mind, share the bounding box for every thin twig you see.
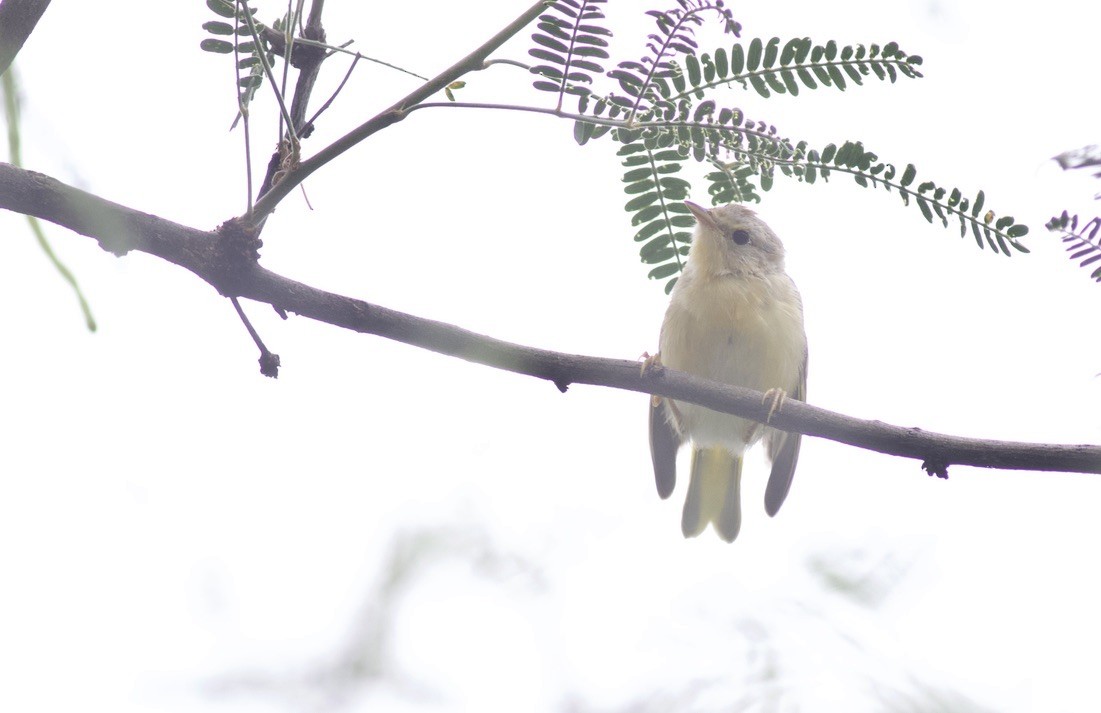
[289,0,326,134]
[239,0,298,144]
[264,32,428,80]
[304,54,360,129]
[231,296,280,378]
[254,0,328,209]
[246,0,550,224]
[309,40,428,80]
[276,0,296,141]
[232,8,254,212]
[482,58,532,71]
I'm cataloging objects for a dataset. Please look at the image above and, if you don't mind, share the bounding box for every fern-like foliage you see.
[200,0,274,120]
[527,2,1029,292]
[605,0,739,120]
[707,159,761,205]
[784,141,1029,255]
[1046,212,1101,282]
[528,0,611,111]
[673,38,922,100]
[620,140,695,288]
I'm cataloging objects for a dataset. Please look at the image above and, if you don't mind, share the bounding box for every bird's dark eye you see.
[729,229,751,245]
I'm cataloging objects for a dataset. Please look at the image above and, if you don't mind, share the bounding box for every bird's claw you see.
[640,351,662,375]
[762,387,787,423]
[640,352,664,407]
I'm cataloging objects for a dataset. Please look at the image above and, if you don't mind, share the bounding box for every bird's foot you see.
[762,387,788,423]
[640,351,663,407]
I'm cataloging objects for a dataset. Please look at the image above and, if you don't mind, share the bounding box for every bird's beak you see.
[684,201,717,232]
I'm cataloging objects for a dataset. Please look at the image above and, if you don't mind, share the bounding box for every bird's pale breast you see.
[659,271,805,450]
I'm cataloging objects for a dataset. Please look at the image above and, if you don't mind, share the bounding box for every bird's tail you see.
[681,446,743,542]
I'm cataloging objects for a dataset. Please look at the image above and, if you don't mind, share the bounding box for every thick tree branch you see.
[246,0,550,224]
[2,161,1099,477]
[0,0,51,77]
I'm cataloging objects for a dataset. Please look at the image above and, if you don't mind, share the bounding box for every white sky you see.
[1,1,1099,712]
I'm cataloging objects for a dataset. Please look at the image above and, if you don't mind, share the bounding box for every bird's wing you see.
[763,347,807,516]
[649,397,681,499]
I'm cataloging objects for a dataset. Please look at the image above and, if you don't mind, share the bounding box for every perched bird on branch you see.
[648,201,808,542]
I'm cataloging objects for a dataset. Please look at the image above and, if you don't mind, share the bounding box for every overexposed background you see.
[2,1,1099,711]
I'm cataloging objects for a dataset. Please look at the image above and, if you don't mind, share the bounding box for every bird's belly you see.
[659,275,804,450]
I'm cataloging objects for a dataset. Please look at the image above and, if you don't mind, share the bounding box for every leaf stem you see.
[292,37,428,80]
[246,0,551,225]
[644,147,684,271]
[627,9,705,122]
[232,9,254,213]
[238,0,297,144]
[408,99,1027,250]
[664,56,920,104]
[407,100,784,146]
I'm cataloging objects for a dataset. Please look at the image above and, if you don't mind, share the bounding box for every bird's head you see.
[683,201,787,277]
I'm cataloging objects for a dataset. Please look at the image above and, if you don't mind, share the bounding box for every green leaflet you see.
[525,6,1027,291]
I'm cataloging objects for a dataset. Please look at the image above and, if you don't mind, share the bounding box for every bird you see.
[648,200,807,542]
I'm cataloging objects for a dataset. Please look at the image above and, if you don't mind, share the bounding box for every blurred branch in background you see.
[200,523,995,712]
[1048,144,1101,282]
[202,524,546,709]
[1,67,95,330]
[1053,145,1101,185]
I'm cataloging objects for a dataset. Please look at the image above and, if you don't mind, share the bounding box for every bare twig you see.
[231,296,280,378]
[246,0,550,224]
[286,0,326,137]
[254,0,328,207]
[238,0,297,144]
[232,8,255,212]
[263,30,429,80]
[304,53,360,130]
